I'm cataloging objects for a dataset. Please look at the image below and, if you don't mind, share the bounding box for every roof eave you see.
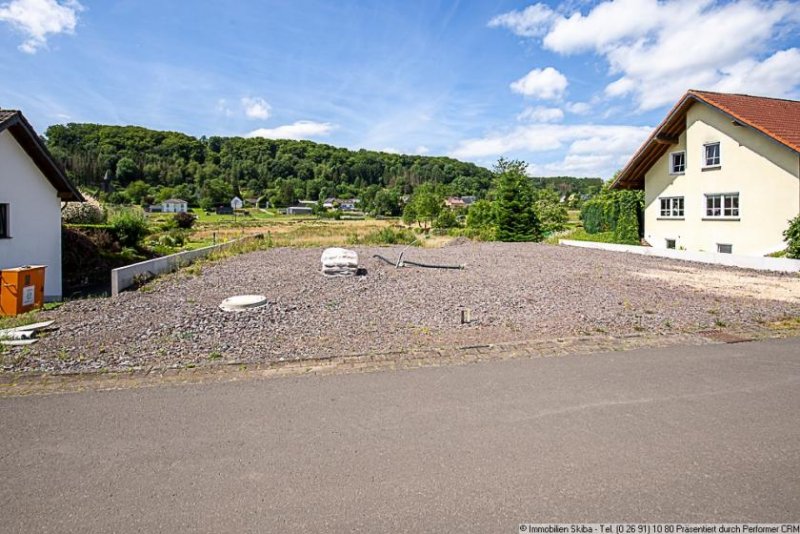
[0,112,85,202]
[610,92,699,190]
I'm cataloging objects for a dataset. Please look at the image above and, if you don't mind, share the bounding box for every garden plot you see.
[6,242,800,373]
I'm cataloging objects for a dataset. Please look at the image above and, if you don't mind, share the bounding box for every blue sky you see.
[1,0,799,178]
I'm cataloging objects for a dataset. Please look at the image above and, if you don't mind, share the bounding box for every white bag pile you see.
[321,247,359,277]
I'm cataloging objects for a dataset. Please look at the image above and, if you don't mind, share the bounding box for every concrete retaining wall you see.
[111,236,261,296]
[559,240,800,273]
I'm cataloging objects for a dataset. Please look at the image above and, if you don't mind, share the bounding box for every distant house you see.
[162,198,188,213]
[611,90,800,256]
[339,198,359,211]
[322,197,337,209]
[0,109,84,300]
[445,197,466,209]
[461,196,477,206]
[230,196,243,210]
[287,206,313,215]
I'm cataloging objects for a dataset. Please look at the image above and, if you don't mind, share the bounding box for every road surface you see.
[2,338,799,532]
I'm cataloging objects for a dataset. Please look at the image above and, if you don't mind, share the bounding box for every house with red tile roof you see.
[611,90,800,256]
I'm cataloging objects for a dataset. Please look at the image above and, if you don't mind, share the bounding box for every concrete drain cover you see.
[219,295,268,312]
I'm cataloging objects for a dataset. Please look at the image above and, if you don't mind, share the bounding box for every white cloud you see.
[543,0,666,54]
[415,145,430,155]
[518,106,564,122]
[450,123,651,177]
[241,96,271,120]
[0,0,83,54]
[492,0,800,111]
[246,120,335,140]
[380,147,401,154]
[565,101,591,115]
[488,3,555,37]
[713,48,800,97]
[510,67,568,100]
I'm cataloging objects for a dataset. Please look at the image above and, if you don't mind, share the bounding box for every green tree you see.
[492,159,542,242]
[433,208,459,229]
[372,188,401,216]
[533,189,569,235]
[124,180,152,205]
[115,156,139,184]
[405,182,443,228]
[200,178,234,209]
[402,202,417,226]
[784,215,800,259]
[466,200,494,229]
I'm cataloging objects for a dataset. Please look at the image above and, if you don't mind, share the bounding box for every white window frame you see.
[669,151,685,174]
[703,142,721,168]
[0,203,9,239]
[717,243,733,254]
[705,193,739,218]
[659,196,684,218]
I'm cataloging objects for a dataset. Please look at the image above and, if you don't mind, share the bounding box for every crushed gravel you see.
[5,242,800,373]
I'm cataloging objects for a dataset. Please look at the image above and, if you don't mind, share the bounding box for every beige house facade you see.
[613,90,800,256]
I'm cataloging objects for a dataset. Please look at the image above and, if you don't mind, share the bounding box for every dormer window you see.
[703,142,721,168]
[670,151,685,174]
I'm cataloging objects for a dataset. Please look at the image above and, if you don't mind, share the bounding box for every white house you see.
[612,90,800,256]
[230,196,243,210]
[162,198,188,213]
[0,110,84,300]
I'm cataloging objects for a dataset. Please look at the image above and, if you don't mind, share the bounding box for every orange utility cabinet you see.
[0,265,46,317]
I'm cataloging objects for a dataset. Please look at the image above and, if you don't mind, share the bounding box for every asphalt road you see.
[2,338,799,533]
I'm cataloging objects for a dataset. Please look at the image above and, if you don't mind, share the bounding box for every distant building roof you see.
[0,109,83,201]
[162,198,187,203]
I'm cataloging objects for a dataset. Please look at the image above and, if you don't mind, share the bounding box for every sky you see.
[0,0,799,179]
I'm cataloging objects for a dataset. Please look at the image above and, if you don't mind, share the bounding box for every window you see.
[670,151,685,174]
[659,196,684,218]
[705,193,739,218]
[0,204,8,238]
[666,239,676,249]
[717,244,733,254]
[703,142,720,167]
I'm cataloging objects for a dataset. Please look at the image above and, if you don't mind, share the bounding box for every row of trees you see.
[44,123,602,214]
[401,159,569,242]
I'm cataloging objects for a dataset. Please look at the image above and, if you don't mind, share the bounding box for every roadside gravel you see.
[5,242,800,373]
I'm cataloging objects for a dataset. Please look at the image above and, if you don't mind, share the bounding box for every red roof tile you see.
[691,90,800,153]
[612,90,800,190]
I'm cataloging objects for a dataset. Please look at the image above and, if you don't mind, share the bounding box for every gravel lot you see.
[5,242,800,373]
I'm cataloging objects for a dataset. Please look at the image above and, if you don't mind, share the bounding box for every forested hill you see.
[44,123,602,210]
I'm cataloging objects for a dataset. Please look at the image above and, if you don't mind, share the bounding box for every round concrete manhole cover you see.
[219,295,269,312]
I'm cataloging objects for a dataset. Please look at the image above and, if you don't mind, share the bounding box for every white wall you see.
[0,130,63,298]
[644,102,800,256]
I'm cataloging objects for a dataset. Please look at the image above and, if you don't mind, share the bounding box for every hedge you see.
[580,189,643,244]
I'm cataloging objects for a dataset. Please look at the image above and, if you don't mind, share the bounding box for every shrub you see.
[466,200,494,230]
[349,227,418,246]
[784,215,800,259]
[109,207,150,247]
[533,191,569,235]
[433,209,459,229]
[580,189,643,243]
[613,190,643,245]
[173,211,196,229]
[61,193,106,224]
